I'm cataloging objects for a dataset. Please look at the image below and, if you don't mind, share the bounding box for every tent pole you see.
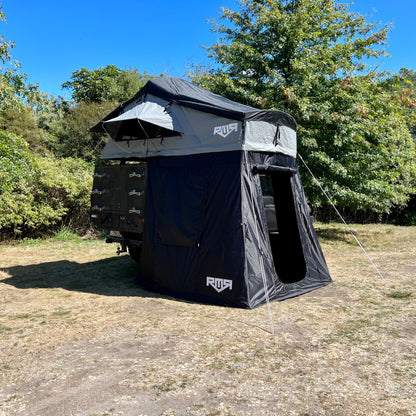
[298,153,392,290]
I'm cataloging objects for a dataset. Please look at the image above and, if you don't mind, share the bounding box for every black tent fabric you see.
[93,76,332,308]
[137,151,331,308]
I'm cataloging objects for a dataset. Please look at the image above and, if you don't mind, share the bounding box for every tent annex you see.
[93,76,332,309]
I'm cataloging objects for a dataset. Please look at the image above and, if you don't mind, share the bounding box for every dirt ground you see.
[0,224,415,416]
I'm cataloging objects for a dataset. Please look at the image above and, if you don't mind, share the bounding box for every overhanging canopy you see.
[92,77,298,159]
[102,97,183,141]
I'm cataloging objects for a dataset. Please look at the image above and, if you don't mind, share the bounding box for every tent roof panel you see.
[91,77,297,133]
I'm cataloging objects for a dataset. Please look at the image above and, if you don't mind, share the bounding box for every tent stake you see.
[298,153,392,290]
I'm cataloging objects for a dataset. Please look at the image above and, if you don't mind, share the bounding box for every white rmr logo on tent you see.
[206,277,233,293]
[213,123,238,138]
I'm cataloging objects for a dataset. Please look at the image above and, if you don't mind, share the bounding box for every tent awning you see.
[102,97,183,141]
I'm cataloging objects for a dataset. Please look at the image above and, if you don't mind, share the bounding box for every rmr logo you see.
[213,123,238,138]
[206,277,233,293]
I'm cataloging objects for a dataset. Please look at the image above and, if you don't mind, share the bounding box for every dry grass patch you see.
[0,224,415,416]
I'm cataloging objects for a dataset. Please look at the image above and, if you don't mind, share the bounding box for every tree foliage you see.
[0,128,33,194]
[0,107,54,155]
[0,129,93,237]
[388,68,416,138]
[192,0,416,214]
[51,100,118,162]
[62,65,154,104]
[57,66,156,162]
[0,4,27,115]
[0,5,97,238]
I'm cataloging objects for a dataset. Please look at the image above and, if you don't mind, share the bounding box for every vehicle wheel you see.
[128,245,142,263]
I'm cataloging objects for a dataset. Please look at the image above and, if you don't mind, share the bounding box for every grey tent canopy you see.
[92,76,298,159]
[93,77,331,308]
[91,76,297,130]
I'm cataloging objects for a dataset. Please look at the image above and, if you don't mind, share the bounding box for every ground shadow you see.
[1,255,169,299]
[315,226,357,245]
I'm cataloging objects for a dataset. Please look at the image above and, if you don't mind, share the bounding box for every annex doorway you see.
[260,172,307,284]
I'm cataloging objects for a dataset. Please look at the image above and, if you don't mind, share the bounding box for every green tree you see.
[0,130,93,237]
[0,107,54,155]
[0,4,26,115]
[62,65,153,103]
[57,66,156,161]
[0,82,73,157]
[53,100,118,162]
[192,0,416,214]
[388,68,416,138]
[0,129,33,194]
[0,5,95,237]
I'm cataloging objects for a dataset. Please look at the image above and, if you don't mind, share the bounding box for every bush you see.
[0,129,34,194]
[0,107,55,155]
[0,129,93,238]
[53,100,116,162]
[34,156,94,232]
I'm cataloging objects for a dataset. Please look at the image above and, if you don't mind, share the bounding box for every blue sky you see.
[1,0,415,98]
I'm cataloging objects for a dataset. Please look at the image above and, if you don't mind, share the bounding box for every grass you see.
[51,310,71,317]
[0,223,415,416]
[8,313,34,320]
[315,222,406,248]
[387,290,413,299]
[0,324,13,334]
[1,226,102,250]
[52,227,83,242]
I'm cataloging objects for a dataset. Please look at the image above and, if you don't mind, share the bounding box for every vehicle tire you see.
[128,245,142,263]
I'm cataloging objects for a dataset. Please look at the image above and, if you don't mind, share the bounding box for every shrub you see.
[33,156,94,232]
[0,129,93,238]
[0,129,34,194]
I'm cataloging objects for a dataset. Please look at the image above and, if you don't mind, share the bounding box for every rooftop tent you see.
[93,76,331,308]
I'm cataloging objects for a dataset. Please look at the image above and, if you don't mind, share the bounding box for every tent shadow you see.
[1,255,167,299]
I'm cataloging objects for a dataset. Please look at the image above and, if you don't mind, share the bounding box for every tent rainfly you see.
[92,76,332,309]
